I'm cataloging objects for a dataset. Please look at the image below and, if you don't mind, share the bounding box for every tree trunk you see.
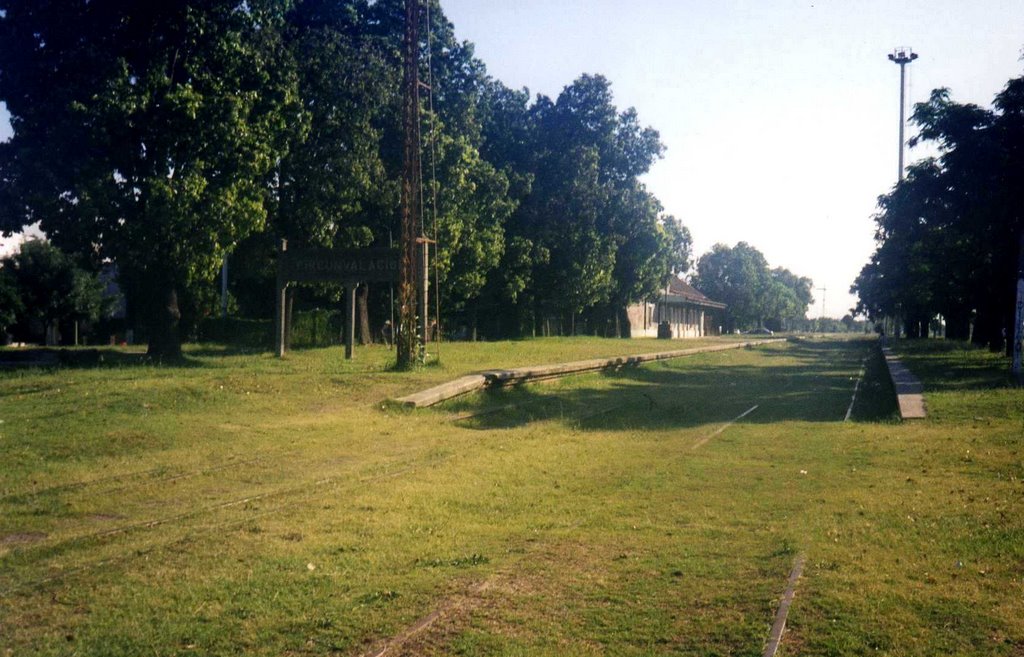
[999,299,1013,355]
[972,305,997,350]
[357,284,371,345]
[945,308,971,341]
[145,284,183,360]
[904,316,925,339]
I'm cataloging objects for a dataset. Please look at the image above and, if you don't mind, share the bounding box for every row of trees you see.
[691,242,814,333]
[852,69,1024,350]
[0,0,691,357]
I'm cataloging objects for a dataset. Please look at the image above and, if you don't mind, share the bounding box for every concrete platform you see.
[393,339,784,408]
[881,347,927,419]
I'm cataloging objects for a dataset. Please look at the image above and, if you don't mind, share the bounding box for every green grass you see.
[1,336,1021,656]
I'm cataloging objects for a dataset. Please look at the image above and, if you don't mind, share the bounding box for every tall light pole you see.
[888,47,918,181]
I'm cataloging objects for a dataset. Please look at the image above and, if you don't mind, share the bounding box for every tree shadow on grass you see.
[0,347,212,371]
[887,340,1019,392]
[184,344,273,358]
[443,340,897,432]
[0,339,317,370]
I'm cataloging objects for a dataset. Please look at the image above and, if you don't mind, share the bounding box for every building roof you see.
[662,278,726,309]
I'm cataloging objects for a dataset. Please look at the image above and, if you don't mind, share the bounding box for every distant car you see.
[743,327,774,335]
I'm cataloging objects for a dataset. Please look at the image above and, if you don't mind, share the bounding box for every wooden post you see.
[345,282,356,360]
[285,288,294,350]
[276,239,288,358]
[1012,230,1024,377]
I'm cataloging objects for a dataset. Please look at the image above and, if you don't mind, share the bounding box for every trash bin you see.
[657,321,672,339]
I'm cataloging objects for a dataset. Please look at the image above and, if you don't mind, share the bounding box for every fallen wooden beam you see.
[391,374,489,409]
[393,339,783,408]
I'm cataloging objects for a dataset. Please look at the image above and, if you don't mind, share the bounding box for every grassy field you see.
[1,336,1021,656]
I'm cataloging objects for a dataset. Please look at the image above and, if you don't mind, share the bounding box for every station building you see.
[626,278,726,338]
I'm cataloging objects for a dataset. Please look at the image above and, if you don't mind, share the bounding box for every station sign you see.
[278,248,400,283]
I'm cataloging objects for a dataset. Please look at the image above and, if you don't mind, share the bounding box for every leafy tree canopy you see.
[0,0,300,357]
[0,0,698,346]
[693,242,812,332]
[853,70,1024,348]
[1,239,107,340]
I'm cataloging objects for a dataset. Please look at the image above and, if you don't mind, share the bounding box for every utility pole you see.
[397,0,422,368]
[888,47,918,181]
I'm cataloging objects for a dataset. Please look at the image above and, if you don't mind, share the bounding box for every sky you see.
[2,1,1023,318]
[439,0,1024,318]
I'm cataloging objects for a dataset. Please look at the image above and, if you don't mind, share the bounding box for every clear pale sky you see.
[441,0,1024,318]
[3,1,1023,317]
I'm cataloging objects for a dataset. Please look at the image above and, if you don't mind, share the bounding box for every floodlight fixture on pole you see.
[888,47,918,182]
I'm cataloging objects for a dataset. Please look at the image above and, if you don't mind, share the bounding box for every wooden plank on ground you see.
[393,374,488,408]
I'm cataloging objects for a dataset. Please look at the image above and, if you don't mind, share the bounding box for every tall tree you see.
[485,74,670,335]
[692,242,809,332]
[272,0,519,343]
[0,0,299,358]
[604,186,691,335]
[692,242,768,332]
[1,239,106,343]
[0,258,22,338]
[853,72,1024,349]
[766,267,813,331]
[276,0,394,249]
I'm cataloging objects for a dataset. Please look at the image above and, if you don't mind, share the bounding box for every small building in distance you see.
[626,278,726,338]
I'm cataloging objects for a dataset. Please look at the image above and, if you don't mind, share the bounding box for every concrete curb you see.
[393,339,785,409]
[881,346,927,419]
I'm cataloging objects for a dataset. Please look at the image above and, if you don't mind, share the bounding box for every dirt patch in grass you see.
[0,531,47,545]
[360,577,498,657]
[365,538,671,656]
[86,513,126,521]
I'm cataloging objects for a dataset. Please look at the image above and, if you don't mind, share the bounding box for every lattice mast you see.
[398,0,424,368]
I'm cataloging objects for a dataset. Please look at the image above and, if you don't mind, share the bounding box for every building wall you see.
[626,301,709,339]
[626,302,658,338]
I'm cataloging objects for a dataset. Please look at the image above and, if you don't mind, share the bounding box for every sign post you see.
[276,245,399,359]
[1013,231,1024,379]
[345,283,357,360]
[276,240,288,358]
